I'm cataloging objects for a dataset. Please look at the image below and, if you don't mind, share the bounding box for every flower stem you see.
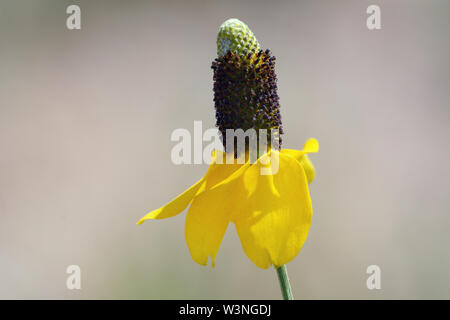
[276,265,294,300]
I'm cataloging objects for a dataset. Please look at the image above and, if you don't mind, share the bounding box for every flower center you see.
[212,19,283,155]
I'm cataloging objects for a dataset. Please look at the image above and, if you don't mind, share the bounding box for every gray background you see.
[0,0,449,299]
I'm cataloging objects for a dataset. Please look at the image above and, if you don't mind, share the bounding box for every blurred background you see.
[0,0,449,299]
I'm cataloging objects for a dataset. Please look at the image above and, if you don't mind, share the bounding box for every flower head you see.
[138,18,318,269]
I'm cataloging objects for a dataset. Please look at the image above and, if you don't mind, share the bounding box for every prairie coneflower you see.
[138,18,318,299]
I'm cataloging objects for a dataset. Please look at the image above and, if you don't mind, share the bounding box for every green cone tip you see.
[217,18,261,57]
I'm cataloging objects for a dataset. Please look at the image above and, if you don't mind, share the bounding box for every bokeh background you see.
[1,0,449,299]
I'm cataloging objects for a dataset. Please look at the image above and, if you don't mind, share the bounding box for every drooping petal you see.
[137,150,242,225]
[281,149,315,183]
[137,177,206,224]
[203,150,245,190]
[298,154,315,184]
[233,152,313,269]
[279,153,315,184]
[281,138,319,184]
[185,159,245,266]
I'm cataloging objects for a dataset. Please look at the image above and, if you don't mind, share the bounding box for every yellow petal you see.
[281,138,318,184]
[281,137,319,159]
[299,154,315,183]
[185,165,241,266]
[137,151,243,225]
[137,177,206,224]
[303,138,319,153]
[203,150,244,190]
[233,152,313,269]
[183,152,248,266]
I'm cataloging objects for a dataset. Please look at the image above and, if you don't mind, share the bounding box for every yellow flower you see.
[138,18,319,270]
[138,138,318,269]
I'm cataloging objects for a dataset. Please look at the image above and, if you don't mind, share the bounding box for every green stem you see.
[276,265,294,300]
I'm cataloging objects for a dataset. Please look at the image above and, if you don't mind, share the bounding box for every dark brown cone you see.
[212,49,283,154]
